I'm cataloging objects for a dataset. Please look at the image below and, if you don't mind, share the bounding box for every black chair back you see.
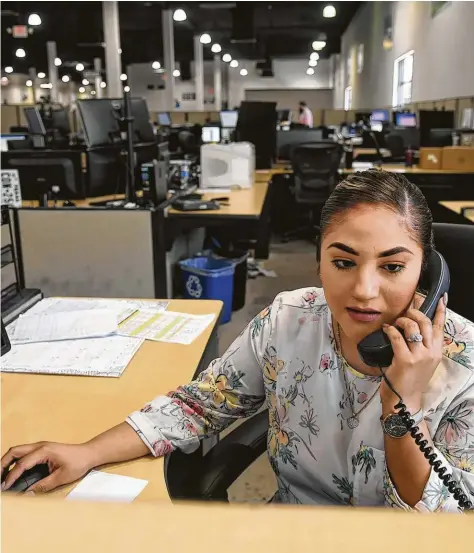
[291,142,343,192]
[433,223,474,322]
[385,134,405,159]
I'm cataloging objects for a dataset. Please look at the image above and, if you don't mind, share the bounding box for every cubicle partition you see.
[15,208,205,299]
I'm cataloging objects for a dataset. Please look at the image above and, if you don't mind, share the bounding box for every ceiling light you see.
[230,60,239,68]
[124,85,130,92]
[79,86,85,93]
[26,79,33,87]
[323,5,336,18]
[152,61,161,70]
[15,48,26,58]
[40,83,53,89]
[54,57,62,66]
[100,81,107,89]
[306,67,315,75]
[37,72,46,79]
[240,68,248,76]
[211,44,221,53]
[91,90,96,95]
[120,73,127,81]
[173,69,180,77]
[28,13,42,26]
[62,75,70,83]
[173,8,187,22]
[312,40,326,51]
[5,66,13,74]
[222,53,232,63]
[310,52,320,61]
[82,79,89,85]
[200,33,212,44]
[308,60,318,67]
[76,63,84,71]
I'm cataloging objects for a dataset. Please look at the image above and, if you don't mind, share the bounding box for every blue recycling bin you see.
[179,256,235,324]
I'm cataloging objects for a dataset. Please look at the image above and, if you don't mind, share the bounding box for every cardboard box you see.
[419,147,443,169]
[441,146,474,171]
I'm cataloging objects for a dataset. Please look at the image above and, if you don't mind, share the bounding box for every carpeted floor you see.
[216,239,322,502]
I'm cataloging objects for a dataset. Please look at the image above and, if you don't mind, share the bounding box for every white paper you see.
[11,310,118,344]
[1,335,143,377]
[66,471,148,503]
[118,309,215,345]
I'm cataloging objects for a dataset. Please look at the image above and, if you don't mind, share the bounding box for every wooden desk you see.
[168,180,269,219]
[353,147,391,159]
[1,298,222,503]
[439,201,474,223]
[3,496,473,553]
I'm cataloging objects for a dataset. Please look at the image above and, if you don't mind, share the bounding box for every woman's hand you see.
[380,294,447,413]
[1,442,96,494]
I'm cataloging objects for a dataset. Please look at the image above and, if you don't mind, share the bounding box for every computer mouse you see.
[2,462,50,493]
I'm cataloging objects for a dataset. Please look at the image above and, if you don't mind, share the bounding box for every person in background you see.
[298,101,313,128]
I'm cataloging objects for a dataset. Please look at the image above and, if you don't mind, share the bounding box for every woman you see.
[2,170,474,511]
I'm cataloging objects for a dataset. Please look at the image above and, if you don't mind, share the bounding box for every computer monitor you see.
[370,122,383,132]
[77,98,155,148]
[419,110,455,147]
[0,134,27,152]
[24,107,46,135]
[219,110,238,128]
[277,109,291,123]
[51,108,71,137]
[427,128,453,147]
[370,109,390,122]
[236,101,277,169]
[394,112,417,128]
[202,126,221,143]
[157,112,171,126]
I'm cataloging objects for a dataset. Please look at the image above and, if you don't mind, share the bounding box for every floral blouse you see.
[127,288,474,511]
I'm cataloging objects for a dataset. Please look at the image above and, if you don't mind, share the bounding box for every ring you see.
[406,333,423,343]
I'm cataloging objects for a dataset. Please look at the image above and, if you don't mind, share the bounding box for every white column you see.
[213,55,222,111]
[162,9,175,111]
[28,67,38,103]
[194,35,204,111]
[94,57,103,98]
[102,1,122,98]
[46,41,59,102]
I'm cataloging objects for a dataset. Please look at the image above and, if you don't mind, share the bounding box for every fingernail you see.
[24,491,35,496]
[443,293,448,307]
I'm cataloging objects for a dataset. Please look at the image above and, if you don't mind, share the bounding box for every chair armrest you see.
[164,410,269,502]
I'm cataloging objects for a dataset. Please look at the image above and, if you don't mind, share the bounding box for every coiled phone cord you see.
[379,367,473,511]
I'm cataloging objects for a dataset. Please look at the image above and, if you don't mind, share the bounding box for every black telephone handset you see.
[357,250,450,368]
[357,251,471,510]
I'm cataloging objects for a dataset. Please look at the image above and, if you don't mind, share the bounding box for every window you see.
[392,50,414,108]
[344,86,352,111]
[357,44,364,74]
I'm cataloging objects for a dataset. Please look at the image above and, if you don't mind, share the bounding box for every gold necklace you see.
[335,322,381,429]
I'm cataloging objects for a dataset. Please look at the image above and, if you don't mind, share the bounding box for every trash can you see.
[213,249,249,311]
[180,256,235,324]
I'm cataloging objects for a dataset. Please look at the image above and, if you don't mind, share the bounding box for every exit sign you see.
[12,25,28,38]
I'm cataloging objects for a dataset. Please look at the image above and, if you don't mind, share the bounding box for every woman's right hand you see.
[1,442,96,494]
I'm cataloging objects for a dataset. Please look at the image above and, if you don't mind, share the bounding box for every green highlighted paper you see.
[118,309,215,345]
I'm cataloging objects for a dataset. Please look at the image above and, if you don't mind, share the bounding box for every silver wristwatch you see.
[381,409,424,439]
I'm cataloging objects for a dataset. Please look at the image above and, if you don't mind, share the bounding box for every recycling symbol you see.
[186,275,203,298]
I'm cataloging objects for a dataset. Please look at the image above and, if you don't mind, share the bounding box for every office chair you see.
[385,134,405,162]
[164,223,474,503]
[281,142,343,243]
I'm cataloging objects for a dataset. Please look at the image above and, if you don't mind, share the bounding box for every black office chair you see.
[164,223,474,503]
[385,134,405,162]
[281,142,343,243]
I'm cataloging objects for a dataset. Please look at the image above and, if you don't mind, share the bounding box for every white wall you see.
[334,1,474,109]
[128,57,332,112]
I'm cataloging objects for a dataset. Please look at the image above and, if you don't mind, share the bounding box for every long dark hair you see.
[317,169,434,267]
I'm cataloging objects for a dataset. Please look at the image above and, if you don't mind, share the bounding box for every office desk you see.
[353,147,391,159]
[438,201,474,224]
[1,298,222,503]
[3,496,472,553]
[339,164,474,175]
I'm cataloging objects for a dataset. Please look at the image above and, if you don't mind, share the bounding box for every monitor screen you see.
[220,110,238,128]
[202,126,221,143]
[158,112,171,126]
[370,122,383,132]
[0,134,26,151]
[24,107,46,135]
[395,112,417,128]
[370,109,389,122]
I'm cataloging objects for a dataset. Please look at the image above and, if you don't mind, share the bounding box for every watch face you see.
[384,414,408,438]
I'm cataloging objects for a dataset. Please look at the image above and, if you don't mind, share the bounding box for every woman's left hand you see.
[380,293,447,412]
